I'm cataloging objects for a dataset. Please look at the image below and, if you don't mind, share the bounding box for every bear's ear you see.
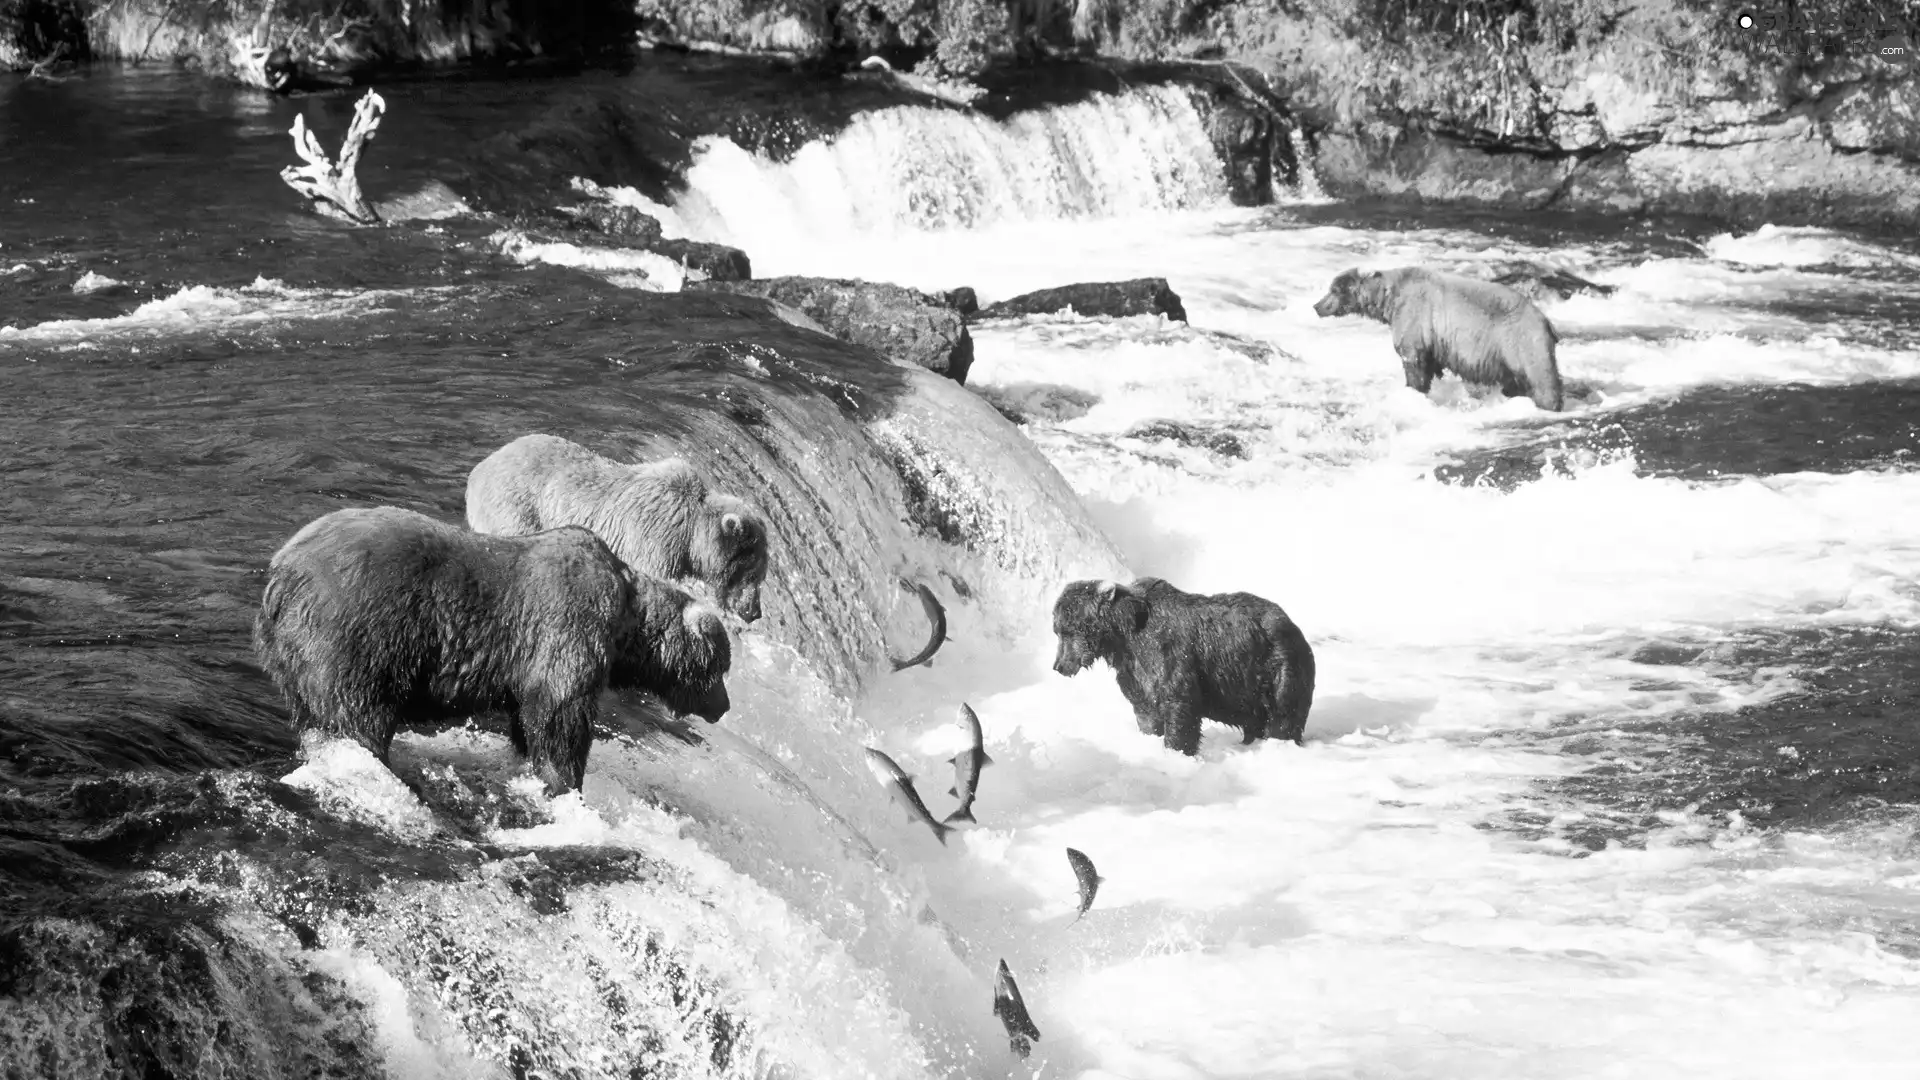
[1097,580,1128,599]
[1110,590,1149,632]
[614,561,640,601]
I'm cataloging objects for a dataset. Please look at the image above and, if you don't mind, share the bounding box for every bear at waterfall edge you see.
[253,506,732,795]
[465,433,772,623]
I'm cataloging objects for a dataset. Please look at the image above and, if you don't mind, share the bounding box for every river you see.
[3,62,1918,1080]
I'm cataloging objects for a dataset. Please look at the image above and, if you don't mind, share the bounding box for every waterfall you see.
[662,84,1230,251]
[1288,126,1329,202]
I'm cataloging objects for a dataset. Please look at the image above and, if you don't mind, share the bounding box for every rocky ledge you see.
[1308,58,1920,231]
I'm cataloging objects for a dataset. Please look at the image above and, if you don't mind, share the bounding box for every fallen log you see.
[280,89,385,225]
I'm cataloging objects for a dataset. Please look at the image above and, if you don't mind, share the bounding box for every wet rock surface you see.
[691,275,974,381]
[975,278,1188,323]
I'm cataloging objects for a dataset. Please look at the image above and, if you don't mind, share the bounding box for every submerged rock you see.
[569,202,666,245]
[975,278,1188,323]
[652,238,752,282]
[1124,420,1246,459]
[1486,261,1618,302]
[942,286,979,317]
[547,202,753,282]
[692,276,973,382]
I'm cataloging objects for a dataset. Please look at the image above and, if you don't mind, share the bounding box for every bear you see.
[1312,267,1565,412]
[253,506,732,795]
[465,434,771,624]
[1051,576,1316,756]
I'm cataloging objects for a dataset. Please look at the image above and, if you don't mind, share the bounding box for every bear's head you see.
[1313,269,1388,320]
[697,494,770,624]
[1051,579,1149,677]
[611,571,734,723]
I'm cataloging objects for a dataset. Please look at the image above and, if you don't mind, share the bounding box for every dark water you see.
[1434,380,1920,486]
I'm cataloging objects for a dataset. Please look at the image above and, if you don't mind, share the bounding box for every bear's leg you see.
[1161,707,1203,757]
[1115,669,1163,736]
[338,701,402,764]
[517,690,597,796]
[1398,352,1434,394]
[1240,710,1268,744]
[1528,375,1565,413]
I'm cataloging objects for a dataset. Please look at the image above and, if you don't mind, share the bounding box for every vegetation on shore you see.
[1066,0,1920,143]
[10,0,1915,138]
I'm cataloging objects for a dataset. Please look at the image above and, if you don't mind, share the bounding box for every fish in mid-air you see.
[888,579,948,671]
[944,703,993,825]
[864,747,955,847]
[1066,847,1102,921]
[992,959,1042,1059]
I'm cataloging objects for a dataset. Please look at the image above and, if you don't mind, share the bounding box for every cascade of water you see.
[664,84,1230,255]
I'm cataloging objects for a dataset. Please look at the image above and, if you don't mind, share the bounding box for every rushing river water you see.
[4,62,1920,1080]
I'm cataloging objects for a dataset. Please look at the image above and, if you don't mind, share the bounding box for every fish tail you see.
[944,806,976,825]
[933,820,956,846]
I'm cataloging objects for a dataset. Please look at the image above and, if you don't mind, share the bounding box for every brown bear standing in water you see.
[253,506,732,795]
[465,434,771,623]
[1051,577,1316,756]
[1313,267,1565,412]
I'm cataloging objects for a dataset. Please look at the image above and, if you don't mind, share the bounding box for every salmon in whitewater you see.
[864,747,955,847]
[1066,847,1102,921]
[888,579,948,671]
[944,703,993,825]
[992,959,1041,1059]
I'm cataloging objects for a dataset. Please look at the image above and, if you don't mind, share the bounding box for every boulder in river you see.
[652,238,752,282]
[941,286,979,317]
[569,202,665,245]
[975,278,1188,323]
[560,202,753,282]
[691,276,973,383]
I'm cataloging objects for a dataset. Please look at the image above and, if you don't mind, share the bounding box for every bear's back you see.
[1388,268,1547,328]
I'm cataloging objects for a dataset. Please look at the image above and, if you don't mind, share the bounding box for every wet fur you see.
[253,506,732,795]
[1051,577,1316,756]
[1314,267,1564,412]
[465,434,772,622]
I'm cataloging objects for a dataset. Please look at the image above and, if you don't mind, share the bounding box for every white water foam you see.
[663,84,1228,254]
[645,108,1920,1079]
[0,276,448,347]
[490,228,692,291]
[1703,223,1920,269]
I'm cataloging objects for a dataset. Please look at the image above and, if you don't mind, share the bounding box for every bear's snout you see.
[730,586,763,624]
[697,681,730,723]
[1312,293,1340,318]
[1053,641,1089,677]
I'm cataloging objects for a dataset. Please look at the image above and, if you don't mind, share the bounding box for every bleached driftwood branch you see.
[280,89,385,225]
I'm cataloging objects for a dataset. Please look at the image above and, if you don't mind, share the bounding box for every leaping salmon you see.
[863,747,955,847]
[992,959,1042,1059]
[888,579,947,672]
[943,703,993,825]
[1066,847,1103,922]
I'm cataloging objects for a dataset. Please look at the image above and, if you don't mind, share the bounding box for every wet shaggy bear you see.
[253,506,733,795]
[1313,267,1565,412]
[466,434,771,623]
[1051,577,1316,756]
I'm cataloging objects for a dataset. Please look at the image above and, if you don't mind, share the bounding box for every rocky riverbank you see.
[8,0,1915,233]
